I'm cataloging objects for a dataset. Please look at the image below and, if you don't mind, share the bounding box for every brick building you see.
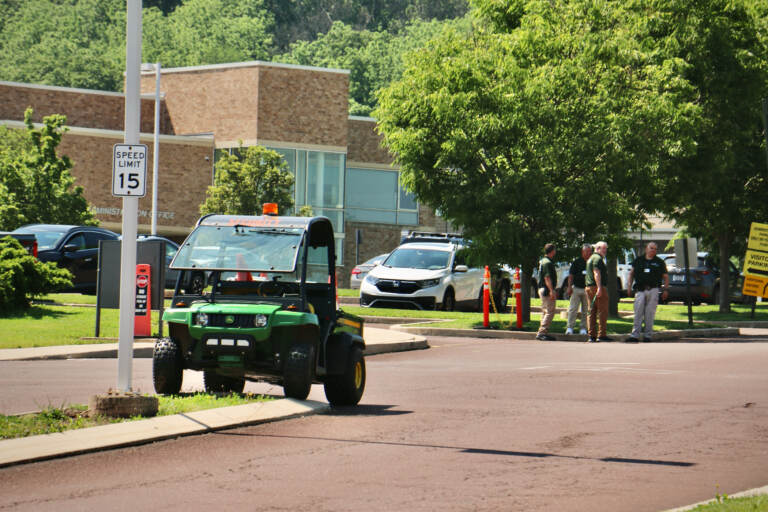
[0,61,451,286]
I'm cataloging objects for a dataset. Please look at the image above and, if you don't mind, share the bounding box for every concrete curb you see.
[0,399,328,468]
[389,325,742,342]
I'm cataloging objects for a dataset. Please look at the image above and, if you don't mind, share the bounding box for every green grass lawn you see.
[0,392,272,440]
[689,494,768,511]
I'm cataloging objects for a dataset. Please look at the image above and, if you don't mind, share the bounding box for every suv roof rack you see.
[400,231,464,245]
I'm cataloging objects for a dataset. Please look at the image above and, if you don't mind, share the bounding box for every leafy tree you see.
[637,0,768,311]
[375,0,700,319]
[265,0,469,51]
[200,145,294,216]
[0,236,72,312]
[0,108,96,230]
[279,17,469,115]
[0,0,126,91]
[143,0,275,68]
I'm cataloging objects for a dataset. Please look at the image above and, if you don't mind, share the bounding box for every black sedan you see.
[12,224,119,293]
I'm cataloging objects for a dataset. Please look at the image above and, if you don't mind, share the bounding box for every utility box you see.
[96,239,166,337]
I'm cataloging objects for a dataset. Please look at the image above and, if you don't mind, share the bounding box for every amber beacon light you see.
[262,203,278,216]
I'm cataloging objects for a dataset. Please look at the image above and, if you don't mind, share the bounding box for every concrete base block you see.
[90,391,159,418]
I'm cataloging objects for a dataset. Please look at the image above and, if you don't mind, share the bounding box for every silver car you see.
[350,253,388,289]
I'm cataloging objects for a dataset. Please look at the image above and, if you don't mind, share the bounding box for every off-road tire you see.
[203,370,245,394]
[495,284,509,311]
[441,288,456,311]
[283,342,315,400]
[153,337,183,395]
[324,346,365,406]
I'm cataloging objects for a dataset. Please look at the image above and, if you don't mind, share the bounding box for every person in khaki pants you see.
[536,243,557,341]
[585,241,612,342]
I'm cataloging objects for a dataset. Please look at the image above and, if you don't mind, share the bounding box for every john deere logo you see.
[224,315,235,325]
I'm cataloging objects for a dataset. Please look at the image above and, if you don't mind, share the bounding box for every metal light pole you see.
[142,62,162,235]
[117,0,142,392]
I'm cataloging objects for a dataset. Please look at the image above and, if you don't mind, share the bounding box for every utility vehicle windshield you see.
[171,225,303,272]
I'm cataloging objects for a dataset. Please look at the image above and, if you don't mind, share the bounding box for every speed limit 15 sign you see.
[112,144,148,197]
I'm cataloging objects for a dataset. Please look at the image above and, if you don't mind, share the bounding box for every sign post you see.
[114,0,144,393]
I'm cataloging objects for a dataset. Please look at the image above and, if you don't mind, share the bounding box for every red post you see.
[134,264,152,337]
[514,267,523,329]
[483,266,490,328]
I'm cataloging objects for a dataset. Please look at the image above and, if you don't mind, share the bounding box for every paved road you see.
[1,336,767,511]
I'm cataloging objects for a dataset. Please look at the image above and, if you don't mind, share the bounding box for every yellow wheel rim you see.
[353,362,362,389]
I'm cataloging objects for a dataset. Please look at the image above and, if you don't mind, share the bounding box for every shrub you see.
[0,236,72,312]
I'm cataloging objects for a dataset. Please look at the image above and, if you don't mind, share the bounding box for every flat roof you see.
[148,60,350,76]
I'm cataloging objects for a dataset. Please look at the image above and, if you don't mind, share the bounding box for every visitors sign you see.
[742,222,768,298]
[112,144,147,197]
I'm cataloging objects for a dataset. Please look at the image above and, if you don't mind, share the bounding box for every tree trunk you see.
[718,233,732,313]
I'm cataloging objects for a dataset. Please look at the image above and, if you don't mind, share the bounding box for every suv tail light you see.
[351,267,361,275]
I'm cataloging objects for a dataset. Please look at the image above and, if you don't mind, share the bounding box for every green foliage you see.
[142,0,275,68]
[638,0,768,310]
[0,236,72,312]
[375,0,700,274]
[0,0,126,91]
[279,17,469,115]
[266,0,469,51]
[0,108,96,230]
[200,145,294,216]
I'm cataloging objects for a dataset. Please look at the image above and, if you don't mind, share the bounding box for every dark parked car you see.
[12,224,119,293]
[0,232,37,257]
[660,252,744,305]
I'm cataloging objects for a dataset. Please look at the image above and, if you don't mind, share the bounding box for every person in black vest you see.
[627,242,669,342]
[565,243,592,335]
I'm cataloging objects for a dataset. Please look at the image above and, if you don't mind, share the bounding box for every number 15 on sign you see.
[112,144,147,197]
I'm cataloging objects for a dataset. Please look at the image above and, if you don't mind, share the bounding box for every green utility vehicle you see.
[152,211,366,406]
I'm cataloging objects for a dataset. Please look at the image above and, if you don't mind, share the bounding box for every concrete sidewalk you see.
[0,327,427,468]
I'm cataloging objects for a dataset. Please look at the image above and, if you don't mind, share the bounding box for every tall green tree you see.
[143,0,275,67]
[0,109,96,230]
[279,17,469,115]
[375,0,700,318]
[0,0,126,91]
[200,145,294,216]
[635,0,768,311]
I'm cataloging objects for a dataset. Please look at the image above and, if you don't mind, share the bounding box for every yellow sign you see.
[748,222,768,252]
[744,250,768,277]
[742,274,768,299]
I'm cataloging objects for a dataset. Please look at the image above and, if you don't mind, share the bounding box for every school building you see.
[0,61,455,286]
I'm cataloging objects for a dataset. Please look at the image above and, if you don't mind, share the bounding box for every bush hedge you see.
[0,236,72,312]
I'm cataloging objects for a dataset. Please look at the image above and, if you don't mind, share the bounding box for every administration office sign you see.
[112,144,148,197]
[742,222,768,298]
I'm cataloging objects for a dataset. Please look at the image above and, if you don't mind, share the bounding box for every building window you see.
[307,151,344,208]
[345,167,418,225]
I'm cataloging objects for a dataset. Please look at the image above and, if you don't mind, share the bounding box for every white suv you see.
[359,234,489,311]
